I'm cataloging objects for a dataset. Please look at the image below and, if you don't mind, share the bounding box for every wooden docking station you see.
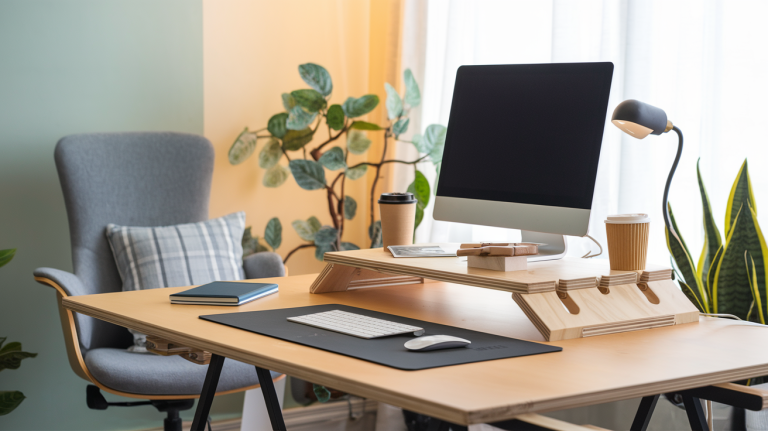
[309,245,699,341]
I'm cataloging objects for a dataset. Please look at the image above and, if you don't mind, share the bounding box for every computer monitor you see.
[433,62,614,256]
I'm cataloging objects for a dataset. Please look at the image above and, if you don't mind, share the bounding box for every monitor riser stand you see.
[521,231,567,262]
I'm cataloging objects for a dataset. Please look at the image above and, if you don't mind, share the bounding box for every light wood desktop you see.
[64,273,768,426]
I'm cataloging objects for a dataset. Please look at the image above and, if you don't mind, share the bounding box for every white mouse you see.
[404,335,471,351]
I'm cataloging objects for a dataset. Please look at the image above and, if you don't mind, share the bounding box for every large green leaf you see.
[262,165,290,188]
[0,249,16,269]
[268,113,289,139]
[341,242,360,251]
[350,121,383,130]
[666,203,707,311]
[345,164,368,180]
[228,128,258,165]
[393,118,409,137]
[264,217,282,250]
[342,95,379,118]
[725,160,756,237]
[298,63,333,96]
[292,216,322,242]
[384,83,403,120]
[326,104,345,131]
[314,226,338,245]
[347,130,371,155]
[291,89,327,112]
[0,391,25,416]
[714,203,768,319]
[403,69,421,108]
[315,243,335,261]
[344,196,357,220]
[313,384,332,403]
[242,227,269,256]
[258,137,282,169]
[286,106,317,130]
[414,205,424,233]
[282,93,296,111]
[282,128,314,151]
[368,220,382,248]
[289,160,326,190]
[407,171,430,231]
[424,124,447,163]
[0,342,37,372]
[318,147,346,171]
[696,159,723,285]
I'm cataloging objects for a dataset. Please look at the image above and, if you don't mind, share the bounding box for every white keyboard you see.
[287,310,425,339]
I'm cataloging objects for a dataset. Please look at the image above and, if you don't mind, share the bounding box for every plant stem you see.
[337,172,347,250]
[348,154,428,171]
[326,186,340,230]
[310,124,348,161]
[283,244,314,264]
[370,130,390,228]
[281,147,292,162]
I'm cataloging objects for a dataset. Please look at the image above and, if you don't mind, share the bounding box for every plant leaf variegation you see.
[228,65,445,262]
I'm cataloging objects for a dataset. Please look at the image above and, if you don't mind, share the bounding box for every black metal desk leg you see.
[682,394,709,431]
[255,366,286,431]
[191,354,225,431]
[631,394,660,431]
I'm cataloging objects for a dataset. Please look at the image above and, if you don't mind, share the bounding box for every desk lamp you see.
[611,99,683,237]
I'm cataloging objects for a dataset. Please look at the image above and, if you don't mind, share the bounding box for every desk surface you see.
[64,275,768,425]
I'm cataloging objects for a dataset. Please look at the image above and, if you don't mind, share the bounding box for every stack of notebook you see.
[169,281,278,306]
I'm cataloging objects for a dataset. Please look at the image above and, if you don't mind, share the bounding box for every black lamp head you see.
[611,99,673,139]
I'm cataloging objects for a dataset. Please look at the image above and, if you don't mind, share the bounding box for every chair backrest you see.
[55,132,214,351]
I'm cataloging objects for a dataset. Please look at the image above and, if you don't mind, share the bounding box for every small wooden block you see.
[467,255,527,272]
[146,335,211,365]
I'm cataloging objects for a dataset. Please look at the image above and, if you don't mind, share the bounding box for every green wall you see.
[0,1,241,429]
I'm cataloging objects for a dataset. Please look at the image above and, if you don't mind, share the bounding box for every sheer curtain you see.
[397,0,768,266]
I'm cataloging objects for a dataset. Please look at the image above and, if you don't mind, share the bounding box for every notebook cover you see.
[170,282,278,301]
[200,304,561,371]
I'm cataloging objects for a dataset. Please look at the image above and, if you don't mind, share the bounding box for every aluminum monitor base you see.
[521,231,567,262]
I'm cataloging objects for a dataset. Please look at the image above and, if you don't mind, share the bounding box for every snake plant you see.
[668,159,768,322]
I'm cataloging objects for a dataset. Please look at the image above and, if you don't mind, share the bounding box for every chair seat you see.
[84,348,281,396]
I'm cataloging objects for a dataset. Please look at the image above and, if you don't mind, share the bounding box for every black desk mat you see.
[200,304,561,370]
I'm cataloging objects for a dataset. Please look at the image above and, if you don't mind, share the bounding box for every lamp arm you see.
[663,126,683,238]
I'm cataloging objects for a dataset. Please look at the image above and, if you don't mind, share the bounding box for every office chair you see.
[33,132,285,431]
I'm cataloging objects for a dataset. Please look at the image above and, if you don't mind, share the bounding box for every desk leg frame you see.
[191,354,225,431]
[631,395,660,431]
[255,366,286,431]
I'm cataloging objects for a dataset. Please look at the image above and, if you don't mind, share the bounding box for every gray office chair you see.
[33,132,285,431]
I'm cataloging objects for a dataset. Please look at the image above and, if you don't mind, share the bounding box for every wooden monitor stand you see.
[310,246,699,342]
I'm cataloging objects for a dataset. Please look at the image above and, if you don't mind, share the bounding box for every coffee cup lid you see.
[379,192,417,204]
[605,213,651,224]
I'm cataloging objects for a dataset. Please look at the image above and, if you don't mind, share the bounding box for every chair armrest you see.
[33,267,88,297]
[243,251,286,279]
[682,382,768,411]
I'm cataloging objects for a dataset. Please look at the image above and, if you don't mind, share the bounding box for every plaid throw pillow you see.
[106,212,246,352]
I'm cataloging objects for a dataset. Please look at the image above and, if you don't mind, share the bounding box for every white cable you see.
[581,234,603,259]
[700,313,742,320]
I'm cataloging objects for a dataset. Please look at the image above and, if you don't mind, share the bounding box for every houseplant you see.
[0,248,38,416]
[229,63,445,263]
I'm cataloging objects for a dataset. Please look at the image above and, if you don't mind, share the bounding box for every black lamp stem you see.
[663,126,683,238]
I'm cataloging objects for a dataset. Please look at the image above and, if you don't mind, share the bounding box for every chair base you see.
[86,385,194,431]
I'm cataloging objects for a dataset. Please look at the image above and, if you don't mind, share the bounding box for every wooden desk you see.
[64,274,768,428]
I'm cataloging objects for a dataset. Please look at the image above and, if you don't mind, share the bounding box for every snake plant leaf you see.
[707,245,724,304]
[347,131,372,155]
[403,69,421,108]
[393,118,409,138]
[385,83,403,120]
[0,249,16,268]
[0,342,37,371]
[713,203,768,318]
[666,203,707,311]
[228,128,258,165]
[318,147,346,171]
[281,128,315,151]
[342,95,379,118]
[291,89,327,113]
[343,196,357,220]
[0,391,26,416]
[746,252,765,324]
[678,279,706,313]
[262,165,290,188]
[289,160,326,190]
[286,106,317,131]
[350,121,383,130]
[696,159,723,284]
[264,217,282,250]
[341,242,360,251]
[258,138,282,169]
[292,217,322,242]
[282,93,297,111]
[298,63,333,96]
[314,243,335,261]
[326,104,345,131]
[345,164,368,180]
[268,113,289,139]
[725,159,756,237]
[314,226,338,246]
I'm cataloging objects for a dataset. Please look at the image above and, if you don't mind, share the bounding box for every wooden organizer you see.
[310,246,698,341]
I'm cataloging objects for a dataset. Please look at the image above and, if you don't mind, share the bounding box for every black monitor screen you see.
[436,63,613,210]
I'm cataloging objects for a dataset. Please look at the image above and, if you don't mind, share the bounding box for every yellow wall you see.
[204,0,387,275]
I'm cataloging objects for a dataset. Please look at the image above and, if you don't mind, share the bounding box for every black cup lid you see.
[378,192,417,204]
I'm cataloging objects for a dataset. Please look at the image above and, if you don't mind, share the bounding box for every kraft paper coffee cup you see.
[604,214,650,270]
[379,193,417,249]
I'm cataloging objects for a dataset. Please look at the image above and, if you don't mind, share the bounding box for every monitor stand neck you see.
[521,231,567,262]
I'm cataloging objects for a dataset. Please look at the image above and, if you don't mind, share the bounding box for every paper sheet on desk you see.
[388,245,458,258]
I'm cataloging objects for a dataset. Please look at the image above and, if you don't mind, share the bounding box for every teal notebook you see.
[170,281,278,306]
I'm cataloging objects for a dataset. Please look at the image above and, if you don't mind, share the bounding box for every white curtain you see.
[397,0,768,266]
